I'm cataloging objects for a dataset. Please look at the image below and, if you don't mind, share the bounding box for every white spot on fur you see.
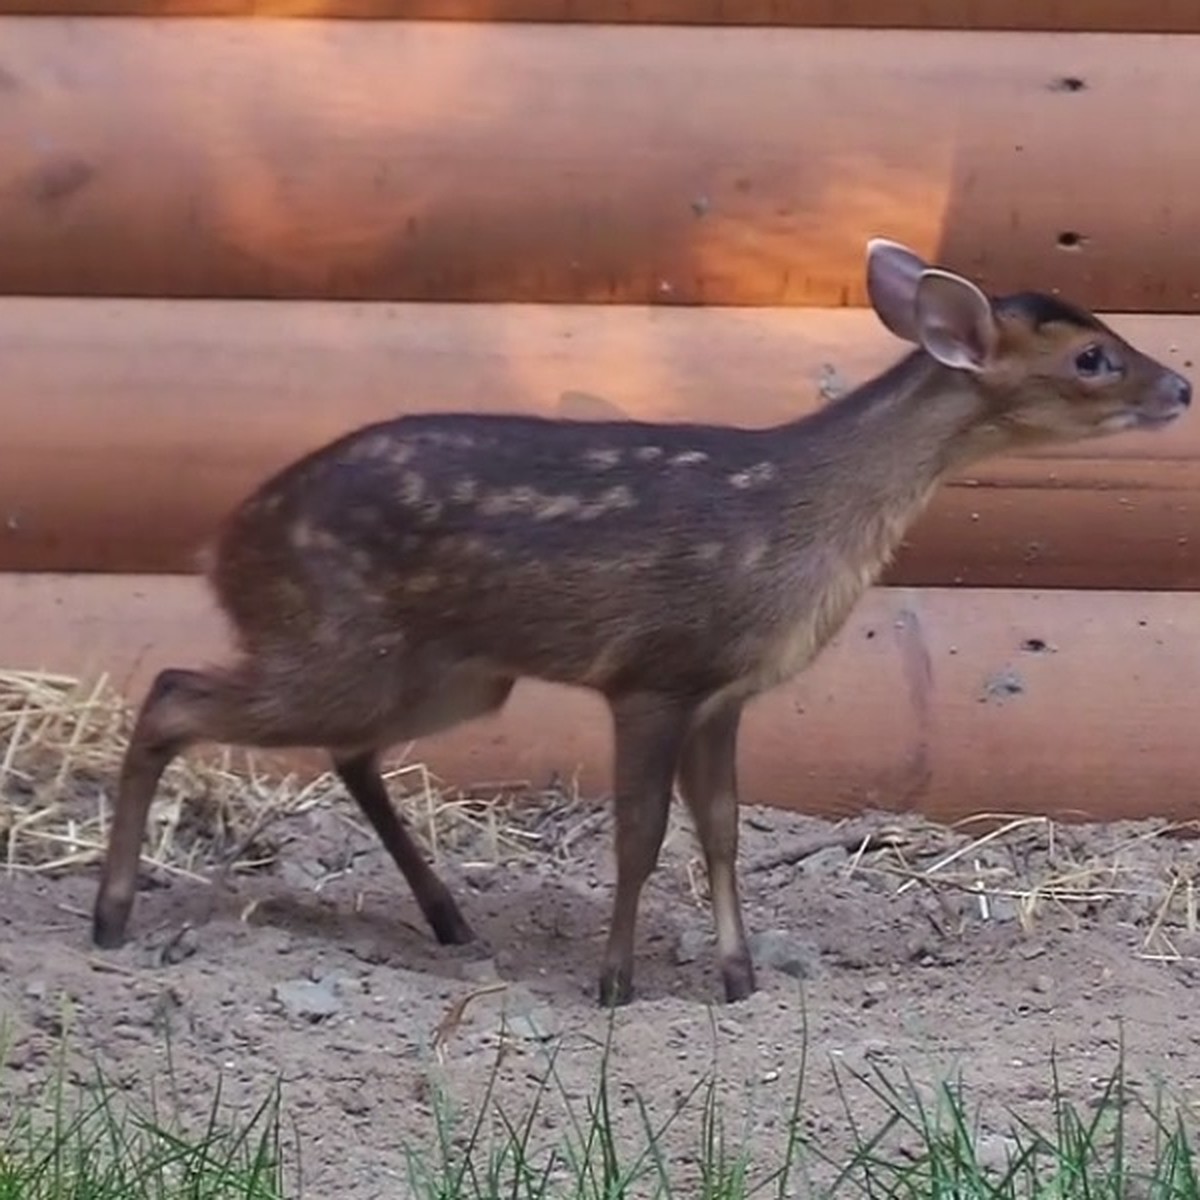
[582,448,621,469]
[578,485,637,520]
[729,462,778,489]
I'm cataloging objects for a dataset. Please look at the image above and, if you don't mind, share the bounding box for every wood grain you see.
[1,298,1196,586]
[0,21,1197,308]
[4,572,1195,824]
[0,0,1194,32]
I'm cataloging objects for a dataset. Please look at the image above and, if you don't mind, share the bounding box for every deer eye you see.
[1074,344,1110,377]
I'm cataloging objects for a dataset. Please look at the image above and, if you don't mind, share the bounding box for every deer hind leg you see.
[677,699,756,1003]
[598,692,693,1008]
[93,664,279,949]
[330,671,517,947]
[93,657,516,950]
[331,752,472,945]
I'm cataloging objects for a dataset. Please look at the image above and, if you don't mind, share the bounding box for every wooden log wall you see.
[2,301,1197,589]
[2,0,1198,821]
[5,574,1200,826]
[2,1,1198,32]
[0,22,1196,309]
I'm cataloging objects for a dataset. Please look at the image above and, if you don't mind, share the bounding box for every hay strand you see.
[0,669,586,883]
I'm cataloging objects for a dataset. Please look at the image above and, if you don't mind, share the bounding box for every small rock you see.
[335,1084,372,1116]
[5,1041,32,1070]
[32,1009,64,1037]
[459,957,501,984]
[504,988,559,1043]
[675,928,710,966]
[463,865,500,892]
[279,859,323,892]
[976,1133,1019,1174]
[1032,973,1054,995]
[24,979,46,1002]
[746,813,775,833]
[749,929,821,979]
[350,942,390,966]
[157,926,199,967]
[984,895,1019,923]
[862,978,889,1007]
[802,845,850,875]
[832,946,871,970]
[273,978,342,1022]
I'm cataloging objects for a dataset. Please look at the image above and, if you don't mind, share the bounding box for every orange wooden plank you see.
[0,21,1198,309]
[2,299,1196,587]
[3,572,1196,825]
[0,0,1192,32]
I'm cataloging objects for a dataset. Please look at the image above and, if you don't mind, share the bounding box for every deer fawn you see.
[92,238,1190,1006]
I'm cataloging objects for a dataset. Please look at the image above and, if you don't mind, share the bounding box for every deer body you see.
[92,240,1190,1006]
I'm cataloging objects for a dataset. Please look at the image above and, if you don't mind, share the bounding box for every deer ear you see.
[913,268,999,372]
[866,237,929,344]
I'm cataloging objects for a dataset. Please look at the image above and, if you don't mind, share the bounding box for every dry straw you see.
[0,668,584,888]
[850,810,1200,962]
[2,668,1197,963]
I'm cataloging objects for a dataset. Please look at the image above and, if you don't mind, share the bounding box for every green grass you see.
[402,1015,1200,1200]
[0,1020,290,1200]
[1,1008,1197,1199]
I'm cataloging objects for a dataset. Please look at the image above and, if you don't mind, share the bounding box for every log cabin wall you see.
[0,1,1195,821]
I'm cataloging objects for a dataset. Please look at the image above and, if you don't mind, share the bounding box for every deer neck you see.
[776,350,995,575]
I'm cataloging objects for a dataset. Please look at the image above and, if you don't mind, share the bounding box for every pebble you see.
[984,895,1019,923]
[273,977,343,1022]
[458,957,501,984]
[279,859,323,892]
[334,1083,372,1116]
[5,1041,32,1069]
[504,986,560,1043]
[749,929,822,979]
[157,927,199,967]
[976,1132,1020,1174]
[674,928,710,966]
[350,942,390,966]
[802,845,850,875]
[862,978,889,1007]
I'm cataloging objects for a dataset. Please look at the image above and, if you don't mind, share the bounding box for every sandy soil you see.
[3,791,1200,1197]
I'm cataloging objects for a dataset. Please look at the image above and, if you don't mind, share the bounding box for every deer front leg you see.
[677,699,756,1003]
[597,692,692,1007]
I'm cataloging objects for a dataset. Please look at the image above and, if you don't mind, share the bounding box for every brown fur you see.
[92,241,1190,1006]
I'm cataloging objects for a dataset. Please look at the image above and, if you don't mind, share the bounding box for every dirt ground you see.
[3,787,1200,1197]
